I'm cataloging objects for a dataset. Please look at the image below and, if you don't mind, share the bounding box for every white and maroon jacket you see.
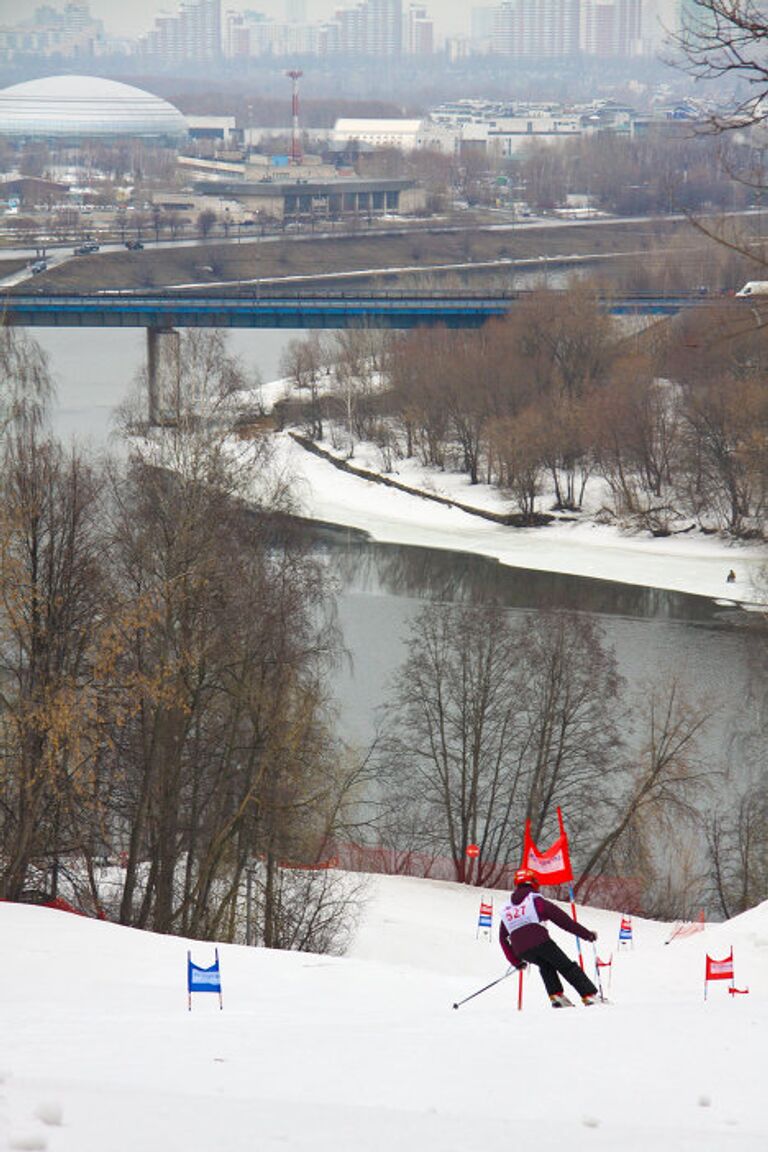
[499,884,593,966]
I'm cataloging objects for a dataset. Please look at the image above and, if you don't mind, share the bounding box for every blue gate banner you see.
[188,954,221,993]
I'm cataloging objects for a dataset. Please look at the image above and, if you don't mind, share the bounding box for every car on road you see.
[30,259,48,274]
[73,241,100,255]
[125,239,144,250]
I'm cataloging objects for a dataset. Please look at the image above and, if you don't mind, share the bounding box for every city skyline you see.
[0,0,470,41]
[0,0,686,50]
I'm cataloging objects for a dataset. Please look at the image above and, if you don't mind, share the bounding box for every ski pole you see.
[591,941,605,1002]
[452,967,513,1010]
[517,964,525,1012]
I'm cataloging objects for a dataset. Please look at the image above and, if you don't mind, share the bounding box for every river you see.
[35,326,763,779]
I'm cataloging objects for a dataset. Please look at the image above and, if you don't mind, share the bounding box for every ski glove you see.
[516,961,528,970]
[586,931,597,942]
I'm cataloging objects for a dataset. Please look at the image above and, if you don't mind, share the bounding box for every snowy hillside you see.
[1,876,765,1152]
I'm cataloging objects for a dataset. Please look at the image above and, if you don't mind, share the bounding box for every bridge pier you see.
[146,326,180,425]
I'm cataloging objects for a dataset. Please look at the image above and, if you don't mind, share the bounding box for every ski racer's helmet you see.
[514,867,540,889]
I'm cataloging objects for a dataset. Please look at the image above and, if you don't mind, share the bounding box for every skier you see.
[500,867,601,1007]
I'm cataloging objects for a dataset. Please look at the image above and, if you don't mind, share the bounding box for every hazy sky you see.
[0,0,473,40]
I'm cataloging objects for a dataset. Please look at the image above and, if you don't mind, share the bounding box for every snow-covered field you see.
[266,426,768,608]
[1,878,765,1151]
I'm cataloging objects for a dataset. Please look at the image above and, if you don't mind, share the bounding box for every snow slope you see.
[1,877,765,1152]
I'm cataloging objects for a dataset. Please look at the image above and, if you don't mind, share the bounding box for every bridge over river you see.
[1,287,710,329]
[0,288,715,421]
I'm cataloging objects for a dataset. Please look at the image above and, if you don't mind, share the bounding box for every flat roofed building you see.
[194,176,425,221]
[0,175,71,206]
[333,118,423,151]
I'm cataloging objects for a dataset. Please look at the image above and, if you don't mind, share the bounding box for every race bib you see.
[500,893,540,935]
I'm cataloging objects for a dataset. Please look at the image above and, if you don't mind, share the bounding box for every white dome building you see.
[0,75,188,141]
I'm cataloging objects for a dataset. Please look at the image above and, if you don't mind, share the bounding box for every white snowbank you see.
[271,432,767,606]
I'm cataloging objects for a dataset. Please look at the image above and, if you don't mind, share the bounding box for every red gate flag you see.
[596,952,612,991]
[705,950,734,982]
[521,807,573,886]
[704,948,737,1000]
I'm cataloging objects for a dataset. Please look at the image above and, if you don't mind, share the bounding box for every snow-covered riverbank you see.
[271,430,767,608]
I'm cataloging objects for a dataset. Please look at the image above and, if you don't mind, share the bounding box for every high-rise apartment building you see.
[326,0,402,55]
[486,0,678,57]
[333,4,368,52]
[224,8,320,56]
[581,0,642,56]
[181,0,221,59]
[0,0,104,61]
[143,0,220,61]
[368,0,402,55]
[406,4,434,54]
[493,0,580,57]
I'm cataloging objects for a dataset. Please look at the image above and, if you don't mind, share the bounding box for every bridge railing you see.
[6,287,525,303]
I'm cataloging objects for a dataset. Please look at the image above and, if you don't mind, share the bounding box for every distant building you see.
[0,1,104,61]
[186,115,238,145]
[405,4,434,54]
[223,11,320,57]
[0,75,187,141]
[333,118,424,150]
[462,111,584,156]
[580,0,643,56]
[194,173,425,221]
[0,175,71,206]
[493,0,581,57]
[368,0,403,55]
[322,0,404,56]
[480,0,676,58]
[141,0,221,63]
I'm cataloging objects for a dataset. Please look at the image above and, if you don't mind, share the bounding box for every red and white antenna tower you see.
[286,70,303,164]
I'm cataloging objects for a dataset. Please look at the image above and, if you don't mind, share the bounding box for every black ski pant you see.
[520,938,598,999]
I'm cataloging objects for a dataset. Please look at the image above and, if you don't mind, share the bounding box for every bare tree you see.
[280,334,327,441]
[590,364,682,528]
[377,602,529,885]
[102,330,352,948]
[575,683,713,909]
[377,604,624,887]
[489,412,546,520]
[0,326,52,438]
[676,2,768,131]
[678,372,768,534]
[513,611,624,844]
[672,2,768,273]
[196,209,217,239]
[0,426,108,901]
[511,286,616,401]
[707,779,768,918]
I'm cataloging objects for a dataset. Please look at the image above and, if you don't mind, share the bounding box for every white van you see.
[736,281,768,297]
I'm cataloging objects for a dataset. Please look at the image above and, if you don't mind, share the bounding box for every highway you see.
[1,206,761,291]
